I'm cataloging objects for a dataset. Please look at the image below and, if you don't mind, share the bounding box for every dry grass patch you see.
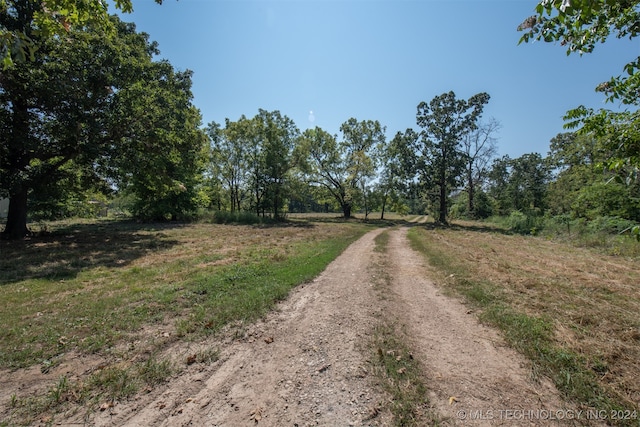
[408,220,640,423]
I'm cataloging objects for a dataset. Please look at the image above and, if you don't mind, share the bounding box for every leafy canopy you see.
[0,0,163,68]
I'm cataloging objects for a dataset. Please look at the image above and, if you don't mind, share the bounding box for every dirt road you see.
[81,223,574,426]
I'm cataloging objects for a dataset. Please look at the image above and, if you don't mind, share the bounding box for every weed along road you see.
[78,224,586,426]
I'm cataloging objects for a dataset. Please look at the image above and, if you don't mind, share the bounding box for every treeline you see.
[2,3,639,240]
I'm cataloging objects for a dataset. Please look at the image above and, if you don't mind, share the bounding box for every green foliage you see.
[1,0,164,68]
[506,210,544,235]
[415,91,490,223]
[206,110,299,219]
[450,190,493,219]
[487,153,551,216]
[296,119,385,219]
[585,216,639,234]
[519,1,640,178]
[1,11,207,236]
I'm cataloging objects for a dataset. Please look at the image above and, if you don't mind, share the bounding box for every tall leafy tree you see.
[416,91,490,223]
[546,132,640,220]
[381,129,419,219]
[297,127,348,216]
[255,109,299,220]
[1,12,204,237]
[206,117,254,212]
[297,119,384,219]
[487,153,551,214]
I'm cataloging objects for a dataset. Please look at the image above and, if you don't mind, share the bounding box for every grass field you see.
[1,214,638,425]
[408,220,640,425]
[0,216,374,425]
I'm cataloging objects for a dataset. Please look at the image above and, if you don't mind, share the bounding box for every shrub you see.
[507,211,543,235]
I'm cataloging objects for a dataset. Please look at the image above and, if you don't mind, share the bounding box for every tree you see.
[461,118,500,218]
[255,109,299,220]
[546,132,640,220]
[297,119,385,219]
[486,153,551,215]
[0,14,204,237]
[487,155,512,216]
[1,0,163,68]
[206,117,254,212]
[416,91,490,223]
[381,129,420,219]
[518,1,640,178]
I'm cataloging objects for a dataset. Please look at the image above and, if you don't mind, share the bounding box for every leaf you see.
[100,401,114,411]
[449,396,458,405]
[249,406,264,422]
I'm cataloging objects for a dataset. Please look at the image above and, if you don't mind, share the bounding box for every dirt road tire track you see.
[87,227,393,427]
[53,222,587,426]
[384,226,579,426]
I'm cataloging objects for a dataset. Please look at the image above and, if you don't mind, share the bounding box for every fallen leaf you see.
[250,406,264,422]
[99,401,114,411]
[396,367,406,374]
[449,396,458,405]
[264,336,274,344]
[186,354,197,365]
[317,364,330,373]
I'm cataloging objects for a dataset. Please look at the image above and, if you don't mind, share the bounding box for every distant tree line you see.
[2,0,639,240]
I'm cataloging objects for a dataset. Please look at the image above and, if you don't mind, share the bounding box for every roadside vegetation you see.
[0,216,370,425]
[408,220,640,426]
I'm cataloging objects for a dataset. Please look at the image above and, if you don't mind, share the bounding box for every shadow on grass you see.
[415,220,512,235]
[0,220,181,285]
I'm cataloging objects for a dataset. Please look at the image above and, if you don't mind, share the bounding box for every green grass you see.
[407,225,639,426]
[0,220,367,370]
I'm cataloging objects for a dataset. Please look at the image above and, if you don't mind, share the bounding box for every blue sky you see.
[116,0,636,158]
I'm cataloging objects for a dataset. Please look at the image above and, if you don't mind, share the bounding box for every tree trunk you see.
[467,163,475,218]
[2,186,29,239]
[342,202,351,219]
[380,196,386,220]
[438,181,447,224]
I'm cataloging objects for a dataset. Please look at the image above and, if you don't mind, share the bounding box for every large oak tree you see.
[416,91,490,223]
[1,10,205,237]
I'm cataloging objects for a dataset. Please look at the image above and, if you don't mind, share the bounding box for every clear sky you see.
[115,0,636,158]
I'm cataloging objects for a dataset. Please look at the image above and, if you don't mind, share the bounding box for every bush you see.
[207,210,269,225]
[586,216,639,235]
[507,211,544,235]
